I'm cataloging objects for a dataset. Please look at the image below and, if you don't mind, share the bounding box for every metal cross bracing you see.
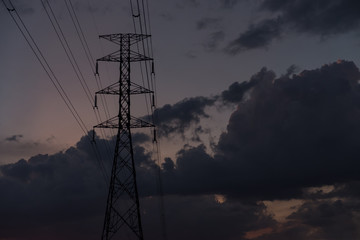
[93,33,154,240]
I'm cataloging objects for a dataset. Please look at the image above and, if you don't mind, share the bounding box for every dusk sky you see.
[1,0,360,239]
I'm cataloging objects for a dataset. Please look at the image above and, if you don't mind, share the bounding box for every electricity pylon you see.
[94,33,154,240]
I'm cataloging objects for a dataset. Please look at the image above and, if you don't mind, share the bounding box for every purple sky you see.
[1,0,360,239]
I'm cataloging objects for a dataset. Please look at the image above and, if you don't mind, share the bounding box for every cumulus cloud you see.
[0,136,107,239]
[226,0,360,52]
[0,133,164,240]
[152,72,267,138]
[221,67,274,103]
[154,96,217,137]
[252,198,360,240]
[0,135,275,240]
[3,60,360,239]
[149,60,360,200]
[155,60,360,201]
[216,60,360,195]
[141,60,360,201]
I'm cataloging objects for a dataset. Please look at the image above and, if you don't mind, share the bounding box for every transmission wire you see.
[62,0,115,165]
[42,0,113,169]
[129,0,168,239]
[2,0,109,184]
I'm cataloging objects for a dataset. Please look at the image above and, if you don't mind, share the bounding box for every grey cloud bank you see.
[2,60,360,239]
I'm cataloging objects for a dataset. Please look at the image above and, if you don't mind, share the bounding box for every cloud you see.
[0,133,164,240]
[151,196,275,240]
[5,134,23,142]
[261,0,360,35]
[152,71,267,138]
[221,67,274,103]
[0,135,66,164]
[225,18,283,54]
[287,199,360,240]
[0,137,107,239]
[146,60,360,201]
[216,60,360,198]
[132,132,151,144]
[227,0,360,52]
[252,198,360,240]
[155,60,360,201]
[0,134,276,240]
[3,60,360,239]
[154,96,217,137]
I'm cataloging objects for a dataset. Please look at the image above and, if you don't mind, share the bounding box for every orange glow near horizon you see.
[244,227,273,239]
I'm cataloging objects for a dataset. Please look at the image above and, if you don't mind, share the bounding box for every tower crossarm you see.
[94,116,154,129]
[97,50,153,63]
[96,81,153,95]
[99,33,151,46]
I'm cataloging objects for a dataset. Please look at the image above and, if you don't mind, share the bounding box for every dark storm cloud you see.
[261,0,360,35]
[227,0,360,52]
[287,199,360,240]
[3,61,360,239]
[152,71,266,137]
[217,60,360,198]
[284,64,300,77]
[146,196,275,240]
[141,60,360,201]
[221,67,274,103]
[225,18,283,54]
[252,198,360,240]
[0,134,276,240]
[154,96,217,137]
[304,181,360,200]
[156,60,360,200]
[0,133,164,240]
[0,136,107,240]
[5,134,23,142]
[132,132,151,144]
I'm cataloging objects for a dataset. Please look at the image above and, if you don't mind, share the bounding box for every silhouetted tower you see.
[94,33,154,240]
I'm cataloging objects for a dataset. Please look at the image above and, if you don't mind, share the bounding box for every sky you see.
[1,0,360,239]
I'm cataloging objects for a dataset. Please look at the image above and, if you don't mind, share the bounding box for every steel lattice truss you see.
[94,33,153,240]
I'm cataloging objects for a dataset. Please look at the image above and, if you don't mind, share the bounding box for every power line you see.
[41,0,93,107]
[57,0,116,165]
[1,0,109,184]
[41,0,114,170]
[129,1,167,239]
[64,0,114,141]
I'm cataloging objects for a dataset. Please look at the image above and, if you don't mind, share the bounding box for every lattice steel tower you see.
[94,33,154,240]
